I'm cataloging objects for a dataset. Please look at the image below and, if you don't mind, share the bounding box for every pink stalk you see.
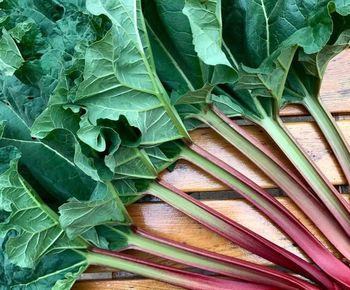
[195,107,350,261]
[88,247,277,290]
[131,227,319,290]
[151,180,335,289]
[182,143,350,287]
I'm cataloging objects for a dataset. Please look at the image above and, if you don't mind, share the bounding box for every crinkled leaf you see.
[284,28,350,106]
[183,0,236,84]
[0,0,109,125]
[59,183,131,239]
[0,245,87,290]
[0,29,23,76]
[0,146,86,268]
[69,0,188,147]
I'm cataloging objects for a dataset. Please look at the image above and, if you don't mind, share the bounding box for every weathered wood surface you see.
[73,50,350,289]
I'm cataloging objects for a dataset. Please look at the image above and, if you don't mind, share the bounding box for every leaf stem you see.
[148,180,333,288]
[303,96,350,185]
[86,249,272,290]
[126,227,316,290]
[194,106,350,261]
[179,142,350,287]
[260,116,350,238]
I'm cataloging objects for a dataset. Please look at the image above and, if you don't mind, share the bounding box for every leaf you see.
[143,0,204,91]
[0,0,110,125]
[71,0,188,146]
[173,85,212,105]
[59,183,131,239]
[113,179,141,206]
[0,102,96,202]
[106,147,157,179]
[283,28,350,106]
[0,146,86,268]
[182,0,232,68]
[0,147,88,289]
[144,146,178,173]
[0,29,23,76]
[0,246,87,290]
[212,94,243,117]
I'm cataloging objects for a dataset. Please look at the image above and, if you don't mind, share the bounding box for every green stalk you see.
[260,115,350,237]
[86,249,273,290]
[124,227,316,290]
[193,107,350,260]
[148,181,334,288]
[303,96,350,185]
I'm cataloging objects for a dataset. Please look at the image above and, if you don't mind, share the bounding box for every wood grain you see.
[161,120,350,191]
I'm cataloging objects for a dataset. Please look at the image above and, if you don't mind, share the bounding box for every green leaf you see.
[0,246,88,290]
[0,146,86,268]
[284,28,350,106]
[59,183,131,239]
[113,179,141,206]
[144,0,204,91]
[71,0,188,146]
[0,29,23,76]
[0,102,96,202]
[212,94,243,117]
[183,0,227,66]
[106,147,157,179]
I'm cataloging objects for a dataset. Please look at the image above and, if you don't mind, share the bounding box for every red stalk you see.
[211,106,310,191]
[183,143,350,288]
[89,247,276,290]
[197,107,350,261]
[132,227,319,290]
[152,180,335,289]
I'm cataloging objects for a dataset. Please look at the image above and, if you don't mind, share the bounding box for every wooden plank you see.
[161,120,350,191]
[281,49,350,115]
[73,279,183,290]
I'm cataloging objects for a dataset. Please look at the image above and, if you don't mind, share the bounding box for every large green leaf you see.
[59,183,131,239]
[0,146,86,268]
[182,0,236,84]
[0,29,23,76]
[67,0,189,146]
[143,0,204,91]
[0,146,91,289]
[0,0,109,125]
[0,245,87,290]
[0,102,96,201]
[165,0,350,122]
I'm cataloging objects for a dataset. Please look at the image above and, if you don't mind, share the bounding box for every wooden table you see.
[73,50,350,290]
